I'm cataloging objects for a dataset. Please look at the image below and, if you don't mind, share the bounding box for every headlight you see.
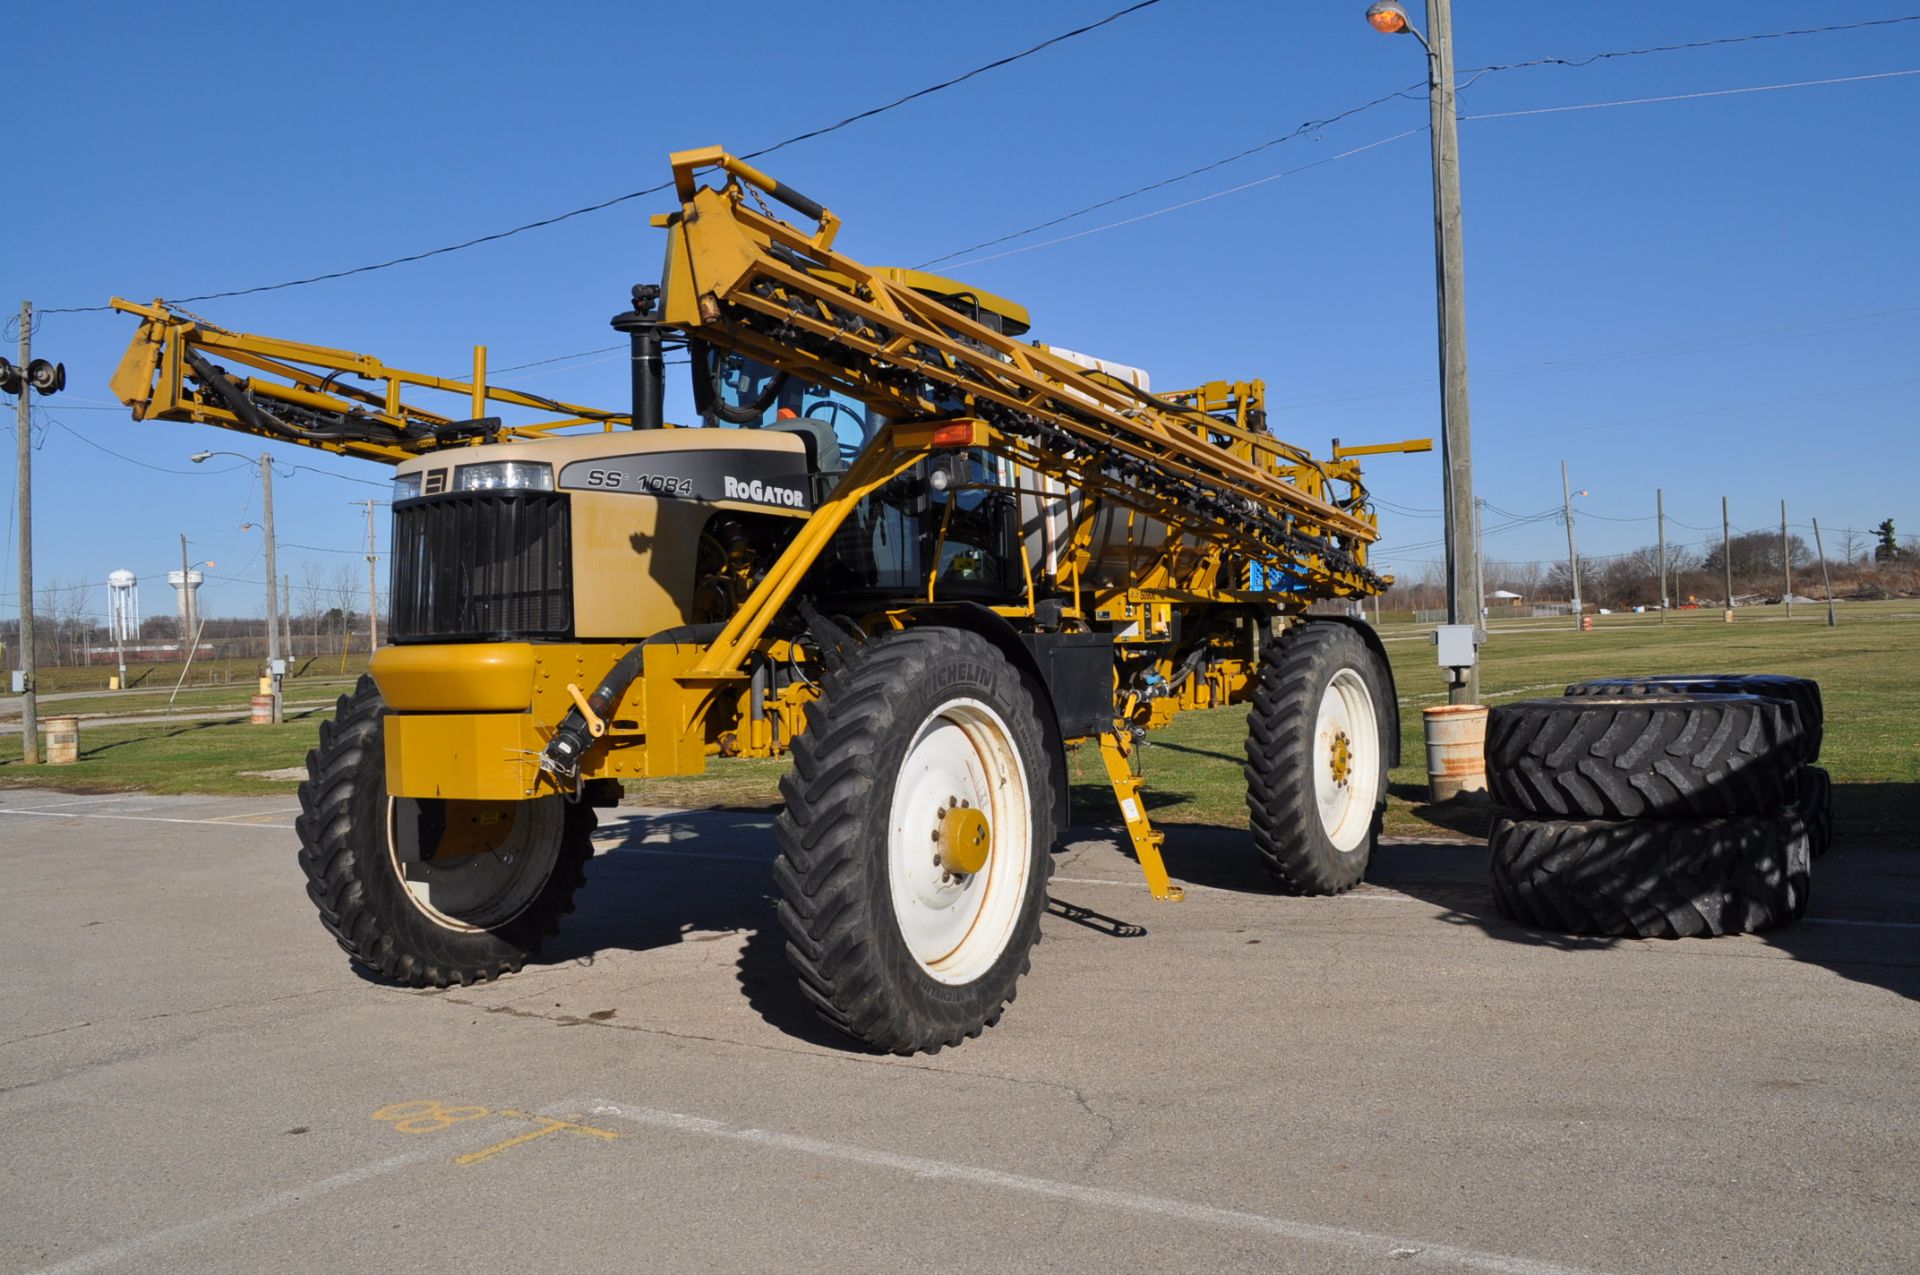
[453,461,554,492]
[392,471,424,501]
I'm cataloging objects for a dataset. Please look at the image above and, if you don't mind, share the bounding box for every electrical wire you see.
[915,78,1427,268]
[918,16,1920,267]
[940,128,1426,269]
[39,413,247,476]
[1461,68,1920,123]
[942,62,1920,270]
[39,0,1170,314]
[1456,15,1920,76]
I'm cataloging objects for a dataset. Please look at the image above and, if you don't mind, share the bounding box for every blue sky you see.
[7,0,1917,622]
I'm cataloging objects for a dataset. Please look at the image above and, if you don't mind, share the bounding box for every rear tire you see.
[774,630,1053,1054]
[1245,622,1391,895]
[1487,694,1800,820]
[1488,811,1811,938]
[295,675,594,987]
[1566,674,1821,763]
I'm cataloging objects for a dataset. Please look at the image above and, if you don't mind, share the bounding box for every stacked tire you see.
[1483,674,1827,938]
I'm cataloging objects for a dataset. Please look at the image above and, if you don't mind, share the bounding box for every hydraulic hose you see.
[693,340,787,425]
[538,624,725,781]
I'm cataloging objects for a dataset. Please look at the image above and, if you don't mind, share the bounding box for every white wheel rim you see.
[886,697,1033,985]
[386,797,564,932]
[1313,668,1380,853]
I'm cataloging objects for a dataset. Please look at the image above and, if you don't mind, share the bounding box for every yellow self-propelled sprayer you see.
[108,147,1428,1053]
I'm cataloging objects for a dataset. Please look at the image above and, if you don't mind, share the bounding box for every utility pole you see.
[14,302,35,764]
[1366,0,1478,701]
[364,499,379,654]
[179,534,192,638]
[261,454,283,724]
[1656,488,1668,624]
[1429,0,1478,702]
[1721,496,1735,620]
[1812,517,1837,627]
[1780,499,1793,619]
[282,575,292,661]
[1473,496,1486,624]
[1561,461,1582,629]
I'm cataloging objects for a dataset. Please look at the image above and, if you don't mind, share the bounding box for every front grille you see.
[389,492,572,642]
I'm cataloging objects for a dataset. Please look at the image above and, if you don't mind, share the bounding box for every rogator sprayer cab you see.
[107,147,1427,1053]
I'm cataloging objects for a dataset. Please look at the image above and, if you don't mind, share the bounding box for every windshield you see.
[703,351,884,467]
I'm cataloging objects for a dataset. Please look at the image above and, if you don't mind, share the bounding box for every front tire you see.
[1245,622,1391,895]
[295,675,594,987]
[774,629,1054,1054]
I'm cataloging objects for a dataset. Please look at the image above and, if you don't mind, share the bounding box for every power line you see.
[940,128,1426,269]
[40,413,248,476]
[940,63,1920,270]
[916,78,1427,268]
[1460,67,1920,123]
[918,16,1920,268]
[490,344,624,375]
[40,0,1170,315]
[1456,15,1920,76]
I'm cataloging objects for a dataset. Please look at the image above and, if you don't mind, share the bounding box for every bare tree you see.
[1838,527,1864,565]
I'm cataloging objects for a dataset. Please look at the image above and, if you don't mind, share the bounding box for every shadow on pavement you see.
[534,811,868,1051]
[1379,817,1920,1005]
[519,801,1919,1053]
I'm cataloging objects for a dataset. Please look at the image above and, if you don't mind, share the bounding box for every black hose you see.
[538,623,726,779]
[696,343,787,425]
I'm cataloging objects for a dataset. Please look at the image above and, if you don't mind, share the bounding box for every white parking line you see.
[0,808,297,831]
[27,1107,575,1275]
[31,1146,448,1275]
[586,1098,1620,1275]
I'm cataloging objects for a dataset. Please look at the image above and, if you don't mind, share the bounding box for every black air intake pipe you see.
[611,284,665,430]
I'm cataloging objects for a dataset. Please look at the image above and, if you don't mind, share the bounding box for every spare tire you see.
[1798,765,1833,858]
[1566,674,1821,763]
[1487,693,1802,820]
[1489,811,1811,938]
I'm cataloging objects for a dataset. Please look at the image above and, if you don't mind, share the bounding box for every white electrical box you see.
[10,671,22,695]
[1433,624,1479,668]
[270,659,287,677]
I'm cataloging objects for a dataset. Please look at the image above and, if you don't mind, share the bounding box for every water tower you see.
[167,568,204,644]
[107,570,140,642]
[107,570,139,688]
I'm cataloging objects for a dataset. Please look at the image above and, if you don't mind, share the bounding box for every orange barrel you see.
[43,716,80,765]
[250,694,275,725]
[1422,704,1489,802]
[1580,615,1594,632]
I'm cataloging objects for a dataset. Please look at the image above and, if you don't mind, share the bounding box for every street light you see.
[1366,0,1481,704]
[1561,463,1589,628]
[1365,2,1413,37]
[191,450,284,723]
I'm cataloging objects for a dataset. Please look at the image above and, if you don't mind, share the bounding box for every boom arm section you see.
[107,297,631,464]
[659,147,1389,596]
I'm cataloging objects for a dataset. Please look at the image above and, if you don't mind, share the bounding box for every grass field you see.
[25,652,372,697]
[5,603,1915,848]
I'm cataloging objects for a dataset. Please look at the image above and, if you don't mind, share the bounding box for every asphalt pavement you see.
[2,789,1915,1274]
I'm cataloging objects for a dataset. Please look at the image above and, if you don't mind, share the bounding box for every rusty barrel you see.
[250,694,275,725]
[1581,615,1594,632]
[1422,704,1488,802]
[43,716,80,765]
